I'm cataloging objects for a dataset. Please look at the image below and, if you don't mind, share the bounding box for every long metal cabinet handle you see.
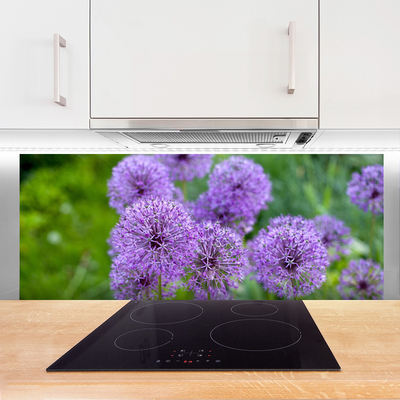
[54,34,66,106]
[287,21,295,94]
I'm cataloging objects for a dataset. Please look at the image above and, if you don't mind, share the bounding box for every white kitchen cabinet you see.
[91,0,318,120]
[0,0,89,129]
[320,0,400,129]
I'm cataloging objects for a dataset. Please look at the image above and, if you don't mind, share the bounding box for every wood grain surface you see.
[0,300,399,399]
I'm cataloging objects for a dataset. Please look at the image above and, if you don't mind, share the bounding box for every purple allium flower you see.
[208,156,273,215]
[194,191,257,235]
[107,155,174,214]
[109,256,178,300]
[107,187,194,263]
[110,198,198,291]
[337,259,383,300]
[313,215,352,262]
[268,214,317,231]
[186,221,247,300]
[193,156,273,234]
[253,215,329,299]
[346,164,383,215]
[155,154,214,181]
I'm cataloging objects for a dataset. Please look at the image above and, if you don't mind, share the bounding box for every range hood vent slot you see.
[121,131,288,144]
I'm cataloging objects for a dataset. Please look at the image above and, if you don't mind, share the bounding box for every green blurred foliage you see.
[20,154,383,300]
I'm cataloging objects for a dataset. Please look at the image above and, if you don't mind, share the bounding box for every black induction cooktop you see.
[47,300,340,371]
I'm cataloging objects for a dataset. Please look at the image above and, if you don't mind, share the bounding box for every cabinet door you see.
[91,0,318,119]
[0,0,89,129]
[320,0,400,129]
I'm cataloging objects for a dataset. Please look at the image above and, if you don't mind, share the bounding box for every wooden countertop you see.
[0,300,399,400]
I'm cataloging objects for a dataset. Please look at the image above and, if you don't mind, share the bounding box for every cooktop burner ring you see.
[210,319,302,352]
[114,328,174,352]
[130,301,204,325]
[231,302,278,317]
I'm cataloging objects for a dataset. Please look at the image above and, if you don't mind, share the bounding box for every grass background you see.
[20,154,383,300]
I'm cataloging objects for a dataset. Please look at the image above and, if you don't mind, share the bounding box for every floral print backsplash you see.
[19,154,384,300]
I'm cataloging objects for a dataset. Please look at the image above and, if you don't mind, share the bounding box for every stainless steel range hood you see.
[91,118,318,149]
[95,129,317,150]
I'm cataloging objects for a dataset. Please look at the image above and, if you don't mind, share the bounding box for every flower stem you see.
[207,291,211,301]
[369,212,376,258]
[158,275,162,300]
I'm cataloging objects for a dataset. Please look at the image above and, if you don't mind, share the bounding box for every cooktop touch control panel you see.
[156,349,221,366]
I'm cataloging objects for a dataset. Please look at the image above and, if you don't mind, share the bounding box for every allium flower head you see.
[194,191,257,235]
[268,214,316,231]
[187,221,247,300]
[346,164,383,215]
[253,215,329,299]
[337,259,383,299]
[111,197,198,283]
[248,218,312,270]
[155,154,214,181]
[109,257,178,300]
[107,155,174,214]
[194,156,273,234]
[313,215,352,262]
